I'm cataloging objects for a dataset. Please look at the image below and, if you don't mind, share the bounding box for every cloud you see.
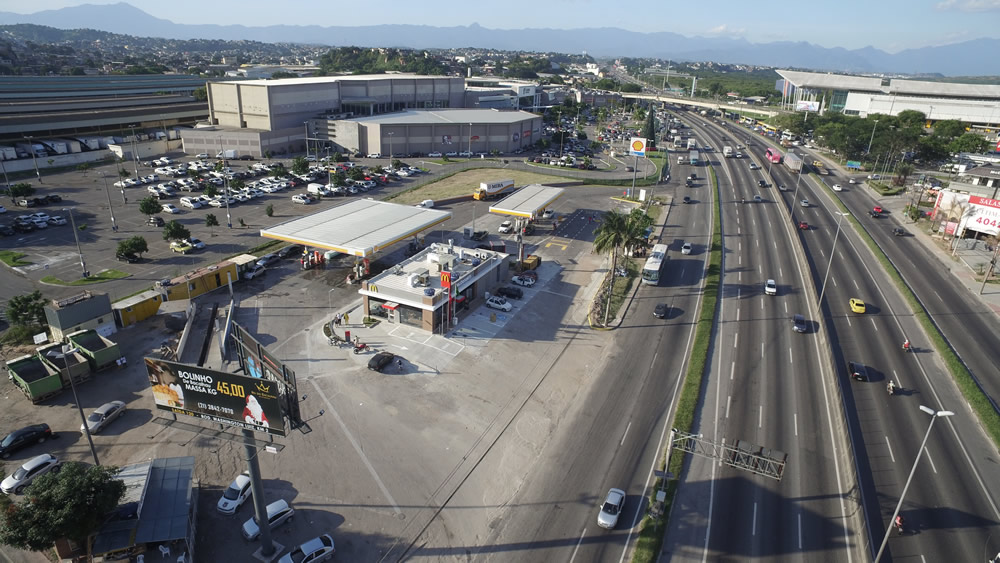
[707,24,746,35]
[935,0,1000,11]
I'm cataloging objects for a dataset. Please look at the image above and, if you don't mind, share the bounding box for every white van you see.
[307,183,330,196]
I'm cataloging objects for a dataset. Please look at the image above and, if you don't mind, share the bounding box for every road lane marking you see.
[794,413,799,436]
[737,308,740,322]
[853,279,860,290]
[734,333,739,349]
[620,422,632,446]
[569,528,586,562]
[726,395,731,418]
[783,302,788,313]
[752,502,758,535]
[759,406,763,428]
[789,347,794,364]
[761,342,764,358]
[870,318,879,331]
[798,512,803,549]
[885,436,896,463]
[730,361,735,381]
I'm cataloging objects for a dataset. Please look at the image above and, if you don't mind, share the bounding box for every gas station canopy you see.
[488,184,565,218]
[260,199,452,257]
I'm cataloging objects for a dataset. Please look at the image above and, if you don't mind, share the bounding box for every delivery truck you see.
[474,179,516,201]
[216,149,237,160]
[688,150,699,166]
[783,152,803,173]
[723,146,734,158]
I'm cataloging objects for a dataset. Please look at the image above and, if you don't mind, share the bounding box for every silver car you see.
[597,488,626,529]
[1,454,60,494]
[82,401,126,434]
[242,499,294,540]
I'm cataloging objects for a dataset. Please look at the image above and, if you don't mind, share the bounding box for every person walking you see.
[396,359,403,373]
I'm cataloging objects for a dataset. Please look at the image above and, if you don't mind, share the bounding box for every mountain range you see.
[2,2,998,76]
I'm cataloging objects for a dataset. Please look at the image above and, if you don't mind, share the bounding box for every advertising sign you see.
[795,101,820,112]
[442,135,452,145]
[846,160,862,170]
[145,358,286,436]
[629,137,647,157]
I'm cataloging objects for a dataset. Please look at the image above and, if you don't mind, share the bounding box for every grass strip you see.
[0,251,31,267]
[41,269,129,286]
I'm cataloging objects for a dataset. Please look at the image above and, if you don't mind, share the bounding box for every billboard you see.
[145,358,286,436]
[795,101,820,112]
[629,137,647,157]
[934,190,1000,237]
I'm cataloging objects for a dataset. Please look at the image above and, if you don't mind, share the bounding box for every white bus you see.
[641,244,669,285]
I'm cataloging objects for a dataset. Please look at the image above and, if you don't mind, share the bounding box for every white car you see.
[195,153,209,158]
[161,204,180,214]
[498,221,514,234]
[242,499,295,540]
[1,454,60,495]
[681,242,692,255]
[47,215,67,226]
[0,205,6,213]
[832,184,843,192]
[185,237,206,250]
[511,275,535,287]
[180,197,203,209]
[849,178,857,184]
[800,199,810,208]
[427,152,443,157]
[541,209,555,219]
[485,296,512,312]
[366,153,382,159]
[395,169,411,177]
[29,212,50,222]
[765,279,777,296]
[444,151,458,157]
[735,152,743,158]
[217,471,252,515]
[292,194,312,204]
[277,534,335,563]
[597,488,626,529]
[458,151,473,157]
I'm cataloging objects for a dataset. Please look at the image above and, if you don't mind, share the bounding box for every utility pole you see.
[101,172,118,232]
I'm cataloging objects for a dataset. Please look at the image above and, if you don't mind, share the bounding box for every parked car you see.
[277,534,335,563]
[242,499,294,540]
[45,194,62,204]
[116,252,140,263]
[495,287,523,299]
[47,215,67,226]
[498,221,513,234]
[217,471,252,515]
[81,401,126,434]
[244,264,266,280]
[162,204,180,214]
[511,275,535,287]
[257,253,280,267]
[170,241,193,254]
[1,454,60,495]
[0,205,6,214]
[366,153,382,159]
[291,194,313,204]
[597,488,626,529]
[147,216,165,227]
[368,351,396,372]
[0,225,14,236]
[278,244,304,259]
[486,296,512,312]
[427,152,443,157]
[184,237,206,250]
[0,424,54,459]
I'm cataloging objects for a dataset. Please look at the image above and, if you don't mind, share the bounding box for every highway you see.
[664,118,858,560]
[730,119,1000,561]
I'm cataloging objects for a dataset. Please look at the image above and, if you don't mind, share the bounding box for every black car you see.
[45,194,62,204]
[31,197,48,207]
[792,314,807,333]
[239,155,254,161]
[682,196,691,204]
[368,351,395,372]
[278,244,304,259]
[847,361,869,381]
[757,180,767,188]
[893,227,905,236]
[147,216,164,227]
[496,286,523,299]
[0,225,14,236]
[0,424,54,459]
[654,303,668,319]
[116,252,140,263]
[13,221,35,233]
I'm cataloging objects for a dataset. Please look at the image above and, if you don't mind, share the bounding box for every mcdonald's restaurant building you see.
[357,242,512,334]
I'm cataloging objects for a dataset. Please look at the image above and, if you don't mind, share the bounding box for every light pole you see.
[874,406,954,562]
[388,131,394,160]
[24,135,42,183]
[63,208,89,279]
[45,346,100,466]
[303,121,310,160]
[101,172,118,232]
[818,212,850,305]
[217,137,232,228]
[0,157,11,200]
[127,126,139,180]
[866,119,880,155]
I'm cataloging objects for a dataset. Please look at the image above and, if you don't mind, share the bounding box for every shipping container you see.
[66,329,124,372]
[6,354,64,404]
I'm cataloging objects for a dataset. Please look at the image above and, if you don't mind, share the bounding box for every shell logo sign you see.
[629,137,647,156]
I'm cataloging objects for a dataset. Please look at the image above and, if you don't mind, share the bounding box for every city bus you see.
[765,147,783,164]
[641,244,669,285]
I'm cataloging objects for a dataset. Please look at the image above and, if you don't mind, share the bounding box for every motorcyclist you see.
[895,515,905,532]
[903,339,911,351]
[887,381,896,395]
[742,197,745,204]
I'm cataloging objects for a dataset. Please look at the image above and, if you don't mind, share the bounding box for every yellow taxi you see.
[849,298,866,314]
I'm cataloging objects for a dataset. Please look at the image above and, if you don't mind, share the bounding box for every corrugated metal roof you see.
[488,184,565,218]
[348,108,538,125]
[260,199,452,257]
[889,79,1000,99]
[133,456,194,545]
[776,70,884,92]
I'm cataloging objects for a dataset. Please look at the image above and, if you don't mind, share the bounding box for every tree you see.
[592,209,651,324]
[192,86,207,101]
[9,183,34,199]
[347,167,366,182]
[949,132,991,154]
[932,120,966,139]
[331,170,346,186]
[5,290,46,327]
[162,220,190,241]
[117,236,148,257]
[0,463,125,551]
[205,213,220,236]
[265,204,274,217]
[291,156,309,175]
[138,196,161,219]
[391,159,404,169]
[229,178,245,191]
[896,163,915,186]
[204,184,218,198]
[269,71,298,79]
[619,83,642,93]
[118,168,130,179]
[896,110,927,129]
[641,109,656,145]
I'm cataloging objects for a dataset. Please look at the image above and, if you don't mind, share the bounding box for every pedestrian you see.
[343,313,349,325]
[396,359,403,372]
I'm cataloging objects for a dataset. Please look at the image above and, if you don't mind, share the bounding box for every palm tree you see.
[593,209,652,325]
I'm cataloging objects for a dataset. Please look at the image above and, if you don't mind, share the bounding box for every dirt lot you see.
[390,169,562,204]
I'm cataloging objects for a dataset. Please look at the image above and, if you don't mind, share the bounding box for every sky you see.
[8,0,1000,53]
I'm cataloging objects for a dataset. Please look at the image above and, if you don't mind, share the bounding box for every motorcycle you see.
[887,381,896,396]
[902,340,911,352]
[894,516,905,534]
[352,342,370,354]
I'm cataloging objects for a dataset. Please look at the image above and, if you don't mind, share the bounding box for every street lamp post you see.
[101,172,118,232]
[303,122,310,160]
[790,161,806,210]
[24,135,42,183]
[217,138,232,228]
[45,346,100,466]
[818,212,850,305]
[63,208,89,279]
[0,157,11,200]
[127,126,140,181]
[874,406,954,562]
[388,131,394,160]
[866,119,880,155]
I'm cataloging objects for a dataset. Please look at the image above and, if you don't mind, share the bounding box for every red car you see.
[798,221,809,230]
[873,205,883,214]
